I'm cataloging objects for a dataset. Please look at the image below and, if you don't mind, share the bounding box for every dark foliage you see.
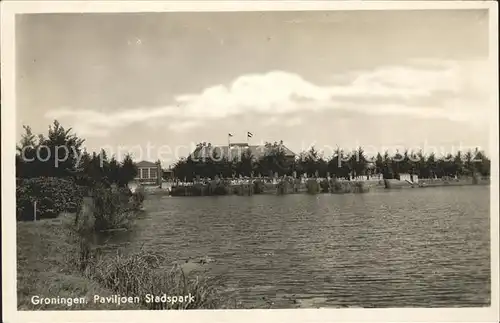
[171,144,491,181]
[16,120,141,221]
[16,177,85,221]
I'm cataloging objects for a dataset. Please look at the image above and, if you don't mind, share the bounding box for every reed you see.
[85,248,233,309]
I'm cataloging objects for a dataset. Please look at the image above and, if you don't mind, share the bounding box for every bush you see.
[319,179,330,193]
[352,181,368,193]
[213,182,229,195]
[306,179,319,194]
[16,177,85,221]
[276,180,286,195]
[90,187,136,232]
[131,185,145,209]
[192,184,205,196]
[170,182,231,196]
[330,179,369,194]
[253,180,265,194]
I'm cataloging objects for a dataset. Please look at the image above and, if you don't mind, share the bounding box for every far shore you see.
[138,176,490,197]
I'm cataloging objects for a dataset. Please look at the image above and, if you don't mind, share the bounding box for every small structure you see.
[162,168,174,180]
[399,173,419,183]
[134,160,163,186]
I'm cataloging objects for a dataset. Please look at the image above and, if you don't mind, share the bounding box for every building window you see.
[141,168,149,179]
[150,168,158,179]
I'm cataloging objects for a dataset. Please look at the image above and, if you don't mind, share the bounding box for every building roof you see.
[191,143,295,161]
[136,160,158,168]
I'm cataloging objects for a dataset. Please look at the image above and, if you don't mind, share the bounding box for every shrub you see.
[210,180,229,195]
[472,173,480,185]
[131,185,145,209]
[330,179,349,193]
[90,187,136,232]
[192,183,205,196]
[170,182,230,196]
[330,179,343,192]
[319,179,330,193]
[329,179,369,194]
[306,179,319,194]
[213,184,229,195]
[16,177,85,221]
[352,181,368,193]
[117,187,133,204]
[253,180,265,194]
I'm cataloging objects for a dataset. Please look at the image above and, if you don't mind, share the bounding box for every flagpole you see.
[228,133,231,161]
[247,131,252,144]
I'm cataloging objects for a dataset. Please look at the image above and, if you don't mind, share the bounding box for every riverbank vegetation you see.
[17,194,237,310]
[16,120,236,310]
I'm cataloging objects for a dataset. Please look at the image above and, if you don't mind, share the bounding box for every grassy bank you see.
[17,186,239,310]
[17,215,141,310]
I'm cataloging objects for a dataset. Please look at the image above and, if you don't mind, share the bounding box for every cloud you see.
[260,115,303,128]
[167,120,200,132]
[285,117,303,127]
[45,59,490,137]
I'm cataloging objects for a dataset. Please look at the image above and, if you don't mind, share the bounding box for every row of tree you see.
[172,142,491,181]
[16,121,138,187]
[16,120,491,184]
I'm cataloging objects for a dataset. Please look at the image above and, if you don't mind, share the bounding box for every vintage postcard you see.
[1,1,498,322]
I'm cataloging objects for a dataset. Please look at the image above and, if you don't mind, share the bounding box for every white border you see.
[1,1,498,322]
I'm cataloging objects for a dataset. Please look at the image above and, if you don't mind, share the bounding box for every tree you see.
[107,156,121,185]
[16,126,38,178]
[257,141,289,176]
[16,120,85,178]
[44,120,85,177]
[391,150,403,177]
[381,150,394,179]
[301,146,320,177]
[453,151,464,177]
[374,152,384,175]
[119,153,138,186]
[474,150,491,177]
[166,143,491,182]
[464,150,474,176]
[349,147,367,179]
[235,149,254,177]
[327,147,350,180]
[426,153,437,178]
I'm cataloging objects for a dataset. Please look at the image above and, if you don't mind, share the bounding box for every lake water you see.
[102,185,491,308]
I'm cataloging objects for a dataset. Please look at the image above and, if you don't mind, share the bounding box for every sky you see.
[16,9,491,165]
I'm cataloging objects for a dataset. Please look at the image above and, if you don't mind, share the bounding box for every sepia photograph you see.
[1,1,498,322]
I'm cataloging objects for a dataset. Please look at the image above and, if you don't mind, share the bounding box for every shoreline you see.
[145,178,490,197]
